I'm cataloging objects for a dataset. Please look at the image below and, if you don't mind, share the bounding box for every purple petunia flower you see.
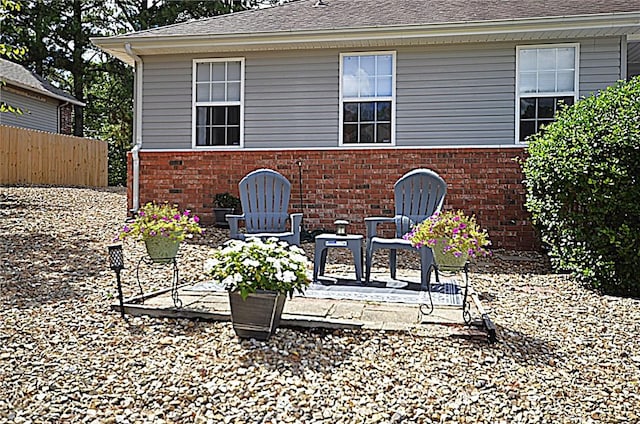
[194,216,200,223]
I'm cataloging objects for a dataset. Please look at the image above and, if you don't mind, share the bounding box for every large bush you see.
[522,76,640,296]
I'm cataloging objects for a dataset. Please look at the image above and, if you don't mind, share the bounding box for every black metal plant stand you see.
[135,255,182,308]
[420,262,471,324]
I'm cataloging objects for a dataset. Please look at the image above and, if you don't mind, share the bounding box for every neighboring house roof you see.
[93,0,640,64]
[0,58,84,106]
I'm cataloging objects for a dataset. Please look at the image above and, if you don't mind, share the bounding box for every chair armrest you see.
[289,213,303,246]
[290,213,303,231]
[365,217,395,240]
[394,215,416,237]
[226,214,245,239]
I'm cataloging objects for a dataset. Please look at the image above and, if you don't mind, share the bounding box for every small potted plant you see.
[213,192,241,228]
[119,201,203,263]
[204,237,311,340]
[403,210,491,269]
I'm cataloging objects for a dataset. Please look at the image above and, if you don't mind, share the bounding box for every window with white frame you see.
[193,59,243,147]
[516,45,578,142]
[340,52,395,144]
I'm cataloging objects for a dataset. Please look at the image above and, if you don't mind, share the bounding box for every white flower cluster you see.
[204,237,311,298]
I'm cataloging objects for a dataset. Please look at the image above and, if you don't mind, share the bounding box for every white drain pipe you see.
[125,43,143,214]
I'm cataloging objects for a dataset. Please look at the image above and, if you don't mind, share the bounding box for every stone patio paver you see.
[115,279,473,332]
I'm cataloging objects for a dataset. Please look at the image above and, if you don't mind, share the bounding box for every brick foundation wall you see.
[127,148,538,250]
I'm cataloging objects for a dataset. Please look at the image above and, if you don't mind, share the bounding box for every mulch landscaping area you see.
[1,186,639,423]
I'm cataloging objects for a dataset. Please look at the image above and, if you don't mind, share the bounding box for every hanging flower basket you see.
[403,210,491,267]
[118,202,203,262]
[431,239,469,269]
[144,237,181,264]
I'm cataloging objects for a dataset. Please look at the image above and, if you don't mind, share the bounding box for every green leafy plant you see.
[522,76,640,296]
[213,192,241,210]
[403,210,491,258]
[0,0,26,115]
[119,202,203,242]
[204,237,311,300]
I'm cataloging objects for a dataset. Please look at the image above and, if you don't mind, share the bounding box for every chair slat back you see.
[239,169,291,232]
[394,169,447,237]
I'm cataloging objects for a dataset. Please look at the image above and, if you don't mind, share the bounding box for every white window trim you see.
[191,57,245,149]
[515,43,580,144]
[339,51,397,146]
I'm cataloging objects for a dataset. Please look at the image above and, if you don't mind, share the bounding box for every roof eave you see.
[92,12,640,65]
[2,79,85,106]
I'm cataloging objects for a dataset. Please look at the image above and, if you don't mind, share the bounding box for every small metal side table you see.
[313,233,364,283]
[421,262,471,323]
[136,255,182,308]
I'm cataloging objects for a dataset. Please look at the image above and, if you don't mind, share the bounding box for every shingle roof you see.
[122,0,640,38]
[0,58,83,106]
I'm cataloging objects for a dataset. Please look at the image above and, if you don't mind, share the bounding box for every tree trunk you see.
[72,0,85,137]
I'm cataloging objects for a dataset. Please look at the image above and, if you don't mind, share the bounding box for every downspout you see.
[124,43,143,214]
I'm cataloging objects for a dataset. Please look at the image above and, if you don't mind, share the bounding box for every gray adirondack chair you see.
[365,169,447,290]
[226,169,302,246]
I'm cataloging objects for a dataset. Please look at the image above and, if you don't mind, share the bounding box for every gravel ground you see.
[1,186,639,423]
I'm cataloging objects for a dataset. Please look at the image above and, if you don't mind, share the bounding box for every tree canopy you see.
[1,0,266,185]
[0,0,27,114]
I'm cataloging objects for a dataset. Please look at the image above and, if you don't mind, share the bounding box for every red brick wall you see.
[127,148,538,250]
[59,103,73,135]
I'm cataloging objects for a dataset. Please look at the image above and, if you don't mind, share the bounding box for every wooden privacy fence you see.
[0,125,108,187]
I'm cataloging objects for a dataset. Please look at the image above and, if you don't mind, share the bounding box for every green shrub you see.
[522,76,640,296]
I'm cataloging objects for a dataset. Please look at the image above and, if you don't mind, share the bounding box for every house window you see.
[193,59,243,147]
[516,45,578,142]
[340,52,395,145]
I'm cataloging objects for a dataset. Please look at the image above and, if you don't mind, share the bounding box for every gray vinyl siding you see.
[396,44,516,146]
[0,87,59,133]
[141,52,338,149]
[141,58,192,144]
[244,51,338,148]
[140,37,623,150]
[579,37,622,96]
